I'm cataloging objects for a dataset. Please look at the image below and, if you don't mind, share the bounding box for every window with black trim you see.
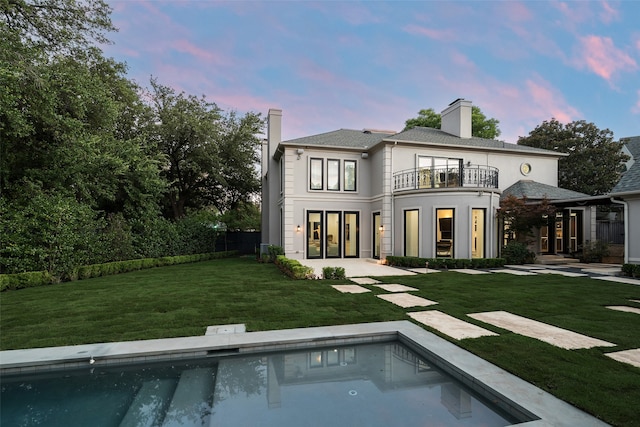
[344,160,356,191]
[436,209,454,258]
[310,158,323,190]
[327,159,340,191]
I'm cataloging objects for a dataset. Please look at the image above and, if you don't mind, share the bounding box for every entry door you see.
[373,212,381,259]
[555,213,563,253]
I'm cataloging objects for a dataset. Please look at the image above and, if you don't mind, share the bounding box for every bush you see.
[621,263,640,278]
[501,241,536,265]
[274,255,314,279]
[0,251,238,292]
[322,266,346,280]
[0,271,55,291]
[385,256,505,269]
[267,245,284,263]
[579,240,609,263]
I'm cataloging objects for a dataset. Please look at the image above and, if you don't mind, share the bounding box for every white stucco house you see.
[610,136,640,264]
[261,99,596,261]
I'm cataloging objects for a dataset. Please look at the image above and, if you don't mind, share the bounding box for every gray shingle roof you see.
[502,180,589,200]
[611,136,640,195]
[389,127,564,156]
[283,129,391,149]
[282,126,565,156]
[620,136,640,158]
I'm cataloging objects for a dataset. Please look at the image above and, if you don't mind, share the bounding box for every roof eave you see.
[382,138,568,157]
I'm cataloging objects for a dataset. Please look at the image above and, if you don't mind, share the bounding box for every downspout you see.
[489,190,494,258]
[390,141,397,259]
[610,198,629,264]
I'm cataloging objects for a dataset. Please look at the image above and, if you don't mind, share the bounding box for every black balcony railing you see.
[393,165,499,192]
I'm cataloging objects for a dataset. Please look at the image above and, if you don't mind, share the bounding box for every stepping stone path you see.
[349,277,381,285]
[373,284,418,292]
[468,311,616,350]
[408,311,498,340]
[377,293,437,308]
[606,349,640,369]
[490,269,538,276]
[606,306,640,315]
[331,285,370,294]
[450,269,490,275]
[332,271,640,369]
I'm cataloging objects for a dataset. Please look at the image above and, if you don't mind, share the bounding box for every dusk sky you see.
[103,1,640,144]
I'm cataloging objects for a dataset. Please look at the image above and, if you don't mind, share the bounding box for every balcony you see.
[393,165,499,192]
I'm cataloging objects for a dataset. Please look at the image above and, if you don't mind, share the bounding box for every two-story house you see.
[261,99,594,261]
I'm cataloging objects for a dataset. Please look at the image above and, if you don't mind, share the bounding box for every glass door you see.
[326,212,341,258]
[555,213,563,253]
[344,212,359,258]
[307,211,323,259]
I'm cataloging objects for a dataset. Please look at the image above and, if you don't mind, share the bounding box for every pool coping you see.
[0,321,609,426]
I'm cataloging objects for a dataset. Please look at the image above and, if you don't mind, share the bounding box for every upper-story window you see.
[309,158,357,192]
[310,158,323,190]
[344,160,356,191]
[327,159,340,191]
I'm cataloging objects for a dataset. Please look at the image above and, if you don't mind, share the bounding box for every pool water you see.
[1,342,522,427]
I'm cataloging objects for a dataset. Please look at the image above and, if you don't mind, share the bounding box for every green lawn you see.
[1,256,639,426]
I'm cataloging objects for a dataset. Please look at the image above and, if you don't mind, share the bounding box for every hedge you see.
[0,251,238,292]
[385,256,505,270]
[621,263,640,278]
[274,255,314,280]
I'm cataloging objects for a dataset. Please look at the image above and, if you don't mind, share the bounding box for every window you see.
[310,158,323,190]
[307,211,323,258]
[404,210,419,257]
[327,159,340,190]
[344,160,357,191]
[471,209,485,258]
[326,212,341,258]
[436,209,454,257]
[418,156,462,188]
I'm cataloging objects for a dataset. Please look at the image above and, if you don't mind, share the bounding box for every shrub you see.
[621,263,640,278]
[274,255,314,279]
[385,256,505,269]
[267,245,284,262]
[0,251,239,291]
[501,241,535,264]
[322,266,346,280]
[579,240,609,263]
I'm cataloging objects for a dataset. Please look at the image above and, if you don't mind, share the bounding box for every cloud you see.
[525,77,581,124]
[633,90,640,115]
[574,35,638,81]
[599,1,620,24]
[403,24,456,41]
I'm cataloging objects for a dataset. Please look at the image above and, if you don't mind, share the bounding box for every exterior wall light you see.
[379,225,384,232]
[296,148,304,159]
[296,224,301,233]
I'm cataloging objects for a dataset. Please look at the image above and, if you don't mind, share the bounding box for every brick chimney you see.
[441,98,472,138]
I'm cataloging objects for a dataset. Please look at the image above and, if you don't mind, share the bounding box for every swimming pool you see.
[1,341,522,427]
[0,321,609,426]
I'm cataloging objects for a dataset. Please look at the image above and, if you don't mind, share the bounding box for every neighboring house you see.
[261,99,595,261]
[610,136,640,264]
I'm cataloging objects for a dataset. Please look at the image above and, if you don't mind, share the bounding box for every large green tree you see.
[404,106,501,139]
[148,80,264,219]
[517,119,628,195]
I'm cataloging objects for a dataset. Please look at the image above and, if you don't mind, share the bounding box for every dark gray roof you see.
[611,136,640,195]
[283,129,391,149]
[389,127,564,156]
[282,126,565,156]
[502,180,589,200]
[620,136,640,158]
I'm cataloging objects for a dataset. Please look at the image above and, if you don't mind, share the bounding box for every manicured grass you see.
[1,257,639,426]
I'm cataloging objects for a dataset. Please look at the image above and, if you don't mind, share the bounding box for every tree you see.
[517,119,629,195]
[403,106,501,139]
[497,194,556,244]
[148,79,264,219]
